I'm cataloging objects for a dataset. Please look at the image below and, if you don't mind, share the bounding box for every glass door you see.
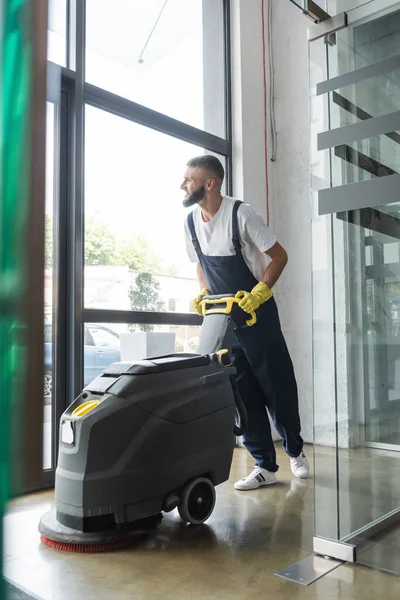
[309,0,400,576]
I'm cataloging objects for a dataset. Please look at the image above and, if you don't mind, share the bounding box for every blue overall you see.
[187,201,303,472]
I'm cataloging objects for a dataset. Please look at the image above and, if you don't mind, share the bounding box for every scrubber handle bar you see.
[200,295,257,327]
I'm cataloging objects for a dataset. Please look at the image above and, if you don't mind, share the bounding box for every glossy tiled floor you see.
[4,445,400,600]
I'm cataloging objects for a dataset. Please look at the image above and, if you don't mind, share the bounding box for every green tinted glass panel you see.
[1,0,31,593]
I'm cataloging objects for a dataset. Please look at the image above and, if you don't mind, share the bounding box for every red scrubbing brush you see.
[40,534,140,553]
[38,508,159,553]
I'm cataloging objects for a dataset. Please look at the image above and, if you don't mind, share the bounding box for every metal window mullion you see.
[53,85,71,465]
[61,66,77,82]
[83,309,202,327]
[68,0,85,400]
[50,92,62,472]
[223,0,233,195]
[83,83,231,156]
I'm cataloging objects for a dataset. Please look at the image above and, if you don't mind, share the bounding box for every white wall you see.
[231,0,313,443]
[265,1,313,443]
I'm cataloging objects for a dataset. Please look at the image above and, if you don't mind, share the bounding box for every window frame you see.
[39,0,231,490]
[61,0,232,397]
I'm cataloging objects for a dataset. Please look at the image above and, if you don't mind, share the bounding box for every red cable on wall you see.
[261,0,270,226]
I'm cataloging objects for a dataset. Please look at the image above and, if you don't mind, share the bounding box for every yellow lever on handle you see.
[200,296,257,327]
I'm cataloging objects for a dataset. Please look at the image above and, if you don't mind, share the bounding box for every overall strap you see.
[232,200,244,254]
[187,211,202,257]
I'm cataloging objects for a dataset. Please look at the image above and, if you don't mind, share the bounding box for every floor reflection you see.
[4,445,400,600]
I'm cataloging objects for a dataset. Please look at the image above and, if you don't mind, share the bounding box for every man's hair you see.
[186,155,225,184]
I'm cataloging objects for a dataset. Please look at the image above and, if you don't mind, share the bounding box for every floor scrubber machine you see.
[39,295,256,552]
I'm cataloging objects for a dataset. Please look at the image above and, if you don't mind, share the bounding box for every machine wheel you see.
[178,477,216,525]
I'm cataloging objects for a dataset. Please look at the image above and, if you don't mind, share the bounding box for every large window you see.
[41,0,231,486]
[84,105,226,313]
[83,323,201,387]
[85,0,227,137]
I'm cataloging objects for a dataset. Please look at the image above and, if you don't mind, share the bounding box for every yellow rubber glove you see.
[235,282,273,314]
[192,287,210,316]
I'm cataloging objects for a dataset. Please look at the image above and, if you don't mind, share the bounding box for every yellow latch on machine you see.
[216,349,233,367]
[72,399,101,418]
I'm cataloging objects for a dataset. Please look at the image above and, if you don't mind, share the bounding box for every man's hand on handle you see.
[235,282,273,314]
[192,287,210,316]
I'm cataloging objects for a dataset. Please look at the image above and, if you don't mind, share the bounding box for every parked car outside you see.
[44,323,121,400]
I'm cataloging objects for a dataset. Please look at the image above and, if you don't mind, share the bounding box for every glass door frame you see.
[343,2,400,454]
[309,0,400,563]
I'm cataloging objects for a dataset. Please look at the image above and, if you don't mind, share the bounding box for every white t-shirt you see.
[184,196,276,282]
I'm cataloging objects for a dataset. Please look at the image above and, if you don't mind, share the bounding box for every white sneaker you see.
[234,466,277,491]
[290,452,309,479]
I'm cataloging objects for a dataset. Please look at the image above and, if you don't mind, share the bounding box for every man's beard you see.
[182,185,205,208]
